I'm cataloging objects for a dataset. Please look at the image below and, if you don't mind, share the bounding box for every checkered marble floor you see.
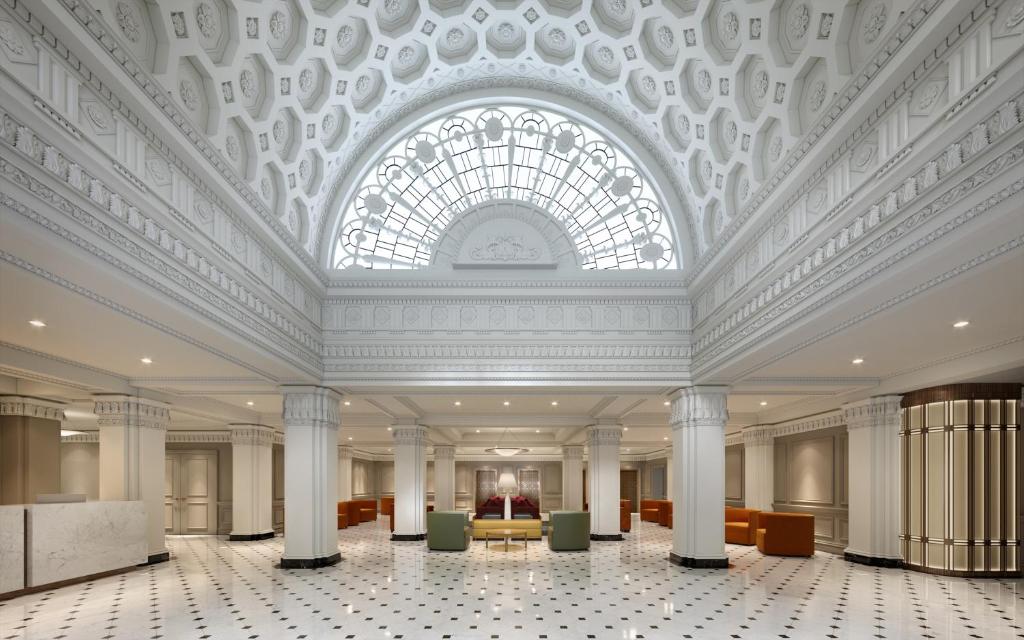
[1,520,1020,640]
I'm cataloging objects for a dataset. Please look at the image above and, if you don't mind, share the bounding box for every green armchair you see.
[547,511,590,551]
[427,510,471,551]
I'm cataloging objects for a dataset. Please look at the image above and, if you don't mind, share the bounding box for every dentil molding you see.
[0,395,66,421]
[93,395,170,430]
[842,396,903,430]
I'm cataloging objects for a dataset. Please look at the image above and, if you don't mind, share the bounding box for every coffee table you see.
[483,528,528,551]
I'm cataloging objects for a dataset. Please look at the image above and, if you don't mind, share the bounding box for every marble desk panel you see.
[0,505,25,594]
[25,501,146,588]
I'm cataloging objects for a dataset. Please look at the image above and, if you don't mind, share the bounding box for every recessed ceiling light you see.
[503,401,510,406]
[623,427,629,431]
[60,429,83,437]
[953,320,970,328]
[246,401,254,406]
[625,448,631,452]
[475,429,480,433]
[28,319,46,327]
[663,401,670,406]
[454,401,462,406]
[535,429,540,433]
[852,358,864,364]
[386,427,391,431]
[140,357,153,364]
[663,436,668,440]
[347,436,353,441]
[551,401,558,406]
[759,401,768,407]
[344,401,351,406]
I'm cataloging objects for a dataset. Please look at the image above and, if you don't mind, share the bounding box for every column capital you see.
[392,423,428,445]
[670,386,729,430]
[93,395,169,430]
[0,395,66,421]
[742,425,775,447]
[561,444,584,459]
[338,444,354,460]
[433,444,456,460]
[229,424,276,447]
[280,385,341,429]
[586,424,622,446]
[842,395,902,431]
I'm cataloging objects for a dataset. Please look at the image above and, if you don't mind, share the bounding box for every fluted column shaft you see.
[670,386,729,568]
[230,425,275,541]
[337,445,353,503]
[561,445,584,510]
[742,426,775,512]
[433,445,456,512]
[587,424,622,540]
[392,424,428,540]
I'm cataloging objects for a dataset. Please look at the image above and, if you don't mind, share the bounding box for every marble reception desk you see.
[1,501,146,597]
[0,506,24,594]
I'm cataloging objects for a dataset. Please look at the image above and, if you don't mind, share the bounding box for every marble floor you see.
[0,521,1020,640]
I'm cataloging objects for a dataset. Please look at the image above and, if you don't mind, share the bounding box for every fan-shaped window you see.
[332,106,677,270]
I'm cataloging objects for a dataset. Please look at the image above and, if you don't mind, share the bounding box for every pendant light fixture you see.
[484,426,529,457]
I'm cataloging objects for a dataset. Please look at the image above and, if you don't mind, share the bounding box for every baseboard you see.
[142,551,170,565]
[279,553,341,569]
[390,533,426,541]
[589,534,623,541]
[228,531,275,541]
[669,552,728,568]
[843,551,903,568]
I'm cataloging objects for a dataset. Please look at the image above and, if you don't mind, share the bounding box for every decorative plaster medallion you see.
[752,70,769,101]
[194,199,214,222]
[272,119,286,144]
[225,135,240,161]
[696,69,713,97]
[115,2,141,43]
[146,157,170,184]
[298,68,314,93]
[657,25,674,48]
[260,177,272,199]
[268,11,288,41]
[916,82,945,111]
[239,69,256,99]
[788,4,811,40]
[769,136,784,162]
[171,12,187,38]
[720,12,740,42]
[738,177,750,201]
[195,3,218,39]
[322,113,336,135]
[83,102,112,131]
[808,80,827,112]
[179,80,200,111]
[862,3,888,43]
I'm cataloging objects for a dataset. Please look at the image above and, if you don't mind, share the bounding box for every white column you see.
[391,423,428,540]
[742,426,775,512]
[280,386,340,568]
[337,445,353,503]
[586,423,622,540]
[561,444,584,510]
[95,395,169,564]
[670,386,729,568]
[433,445,456,512]
[843,396,903,566]
[664,448,673,500]
[229,425,275,540]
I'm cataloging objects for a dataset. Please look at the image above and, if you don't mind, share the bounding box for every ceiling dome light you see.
[28,319,46,327]
[663,401,670,406]
[953,320,970,328]
[852,358,864,364]
[485,426,529,457]
[454,401,462,406]
[246,401,254,406]
[551,401,558,406]
[344,401,351,406]
[140,357,153,364]
[503,400,510,406]
[759,401,768,406]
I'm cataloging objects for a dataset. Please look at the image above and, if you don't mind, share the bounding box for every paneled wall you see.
[60,442,99,500]
[453,461,562,512]
[166,443,232,534]
[643,459,668,500]
[272,444,284,533]
[725,444,744,507]
[774,426,849,554]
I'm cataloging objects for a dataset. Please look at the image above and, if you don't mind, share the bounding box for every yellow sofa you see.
[470,518,542,540]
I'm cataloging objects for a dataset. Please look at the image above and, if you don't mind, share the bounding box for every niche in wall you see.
[773,426,848,554]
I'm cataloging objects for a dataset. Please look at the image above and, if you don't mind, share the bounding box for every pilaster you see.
[561,444,584,511]
[433,444,456,512]
[337,444,353,503]
[742,425,775,512]
[229,425,275,541]
[391,423,428,540]
[586,423,622,540]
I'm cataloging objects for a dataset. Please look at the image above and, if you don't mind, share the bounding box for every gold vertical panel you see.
[909,432,922,536]
[975,400,986,423]
[953,400,968,426]
[953,545,968,571]
[1008,400,1019,426]
[909,541,921,565]
[989,432,1002,539]
[910,405,922,429]
[926,431,945,536]
[927,542,945,569]
[928,403,944,428]
[973,545,986,569]
[1007,431,1017,539]
[973,431,986,541]
[952,430,968,540]
[990,400,1002,425]
[989,547,1001,571]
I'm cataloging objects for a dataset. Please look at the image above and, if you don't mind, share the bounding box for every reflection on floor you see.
[0,521,1020,639]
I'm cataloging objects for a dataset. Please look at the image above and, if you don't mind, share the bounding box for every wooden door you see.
[164,451,218,534]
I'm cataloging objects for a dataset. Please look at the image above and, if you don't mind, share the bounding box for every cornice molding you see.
[229,425,276,447]
[740,425,776,447]
[769,411,846,438]
[166,430,231,444]
[842,396,903,431]
[61,431,99,443]
[0,395,66,421]
[93,395,170,430]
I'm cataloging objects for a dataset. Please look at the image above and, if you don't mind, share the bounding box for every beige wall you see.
[643,458,668,500]
[773,426,849,554]
[60,442,99,500]
[725,444,744,507]
[0,415,61,504]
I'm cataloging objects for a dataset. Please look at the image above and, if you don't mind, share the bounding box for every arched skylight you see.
[332,106,677,270]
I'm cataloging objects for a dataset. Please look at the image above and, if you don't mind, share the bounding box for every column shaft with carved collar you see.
[280,386,341,568]
[586,423,622,540]
[229,425,275,541]
[94,395,170,564]
[391,423,428,540]
[843,395,903,567]
[561,444,584,511]
[742,426,775,512]
[337,445,354,503]
[669,386,729,568]
[433,444,456,512]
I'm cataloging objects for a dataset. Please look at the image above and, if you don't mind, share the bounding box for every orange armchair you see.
[657,501,673,528]
[337,502,349,529]
[724,507,760,545]
[756,512,815,557]
[380,496,394,517]
[620,499,632,533]
[640,499,663,523]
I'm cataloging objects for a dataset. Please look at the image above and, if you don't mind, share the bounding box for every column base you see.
[589,533,623,541]
[141,551,170,565]
[280,553,341,569]
[229,531,275,541]
[390,533,426,541]
[843,551,903,568]
[669,552,728,568]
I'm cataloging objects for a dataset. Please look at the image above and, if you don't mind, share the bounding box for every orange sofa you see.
[620,499,632,533]
[380,496,394,517]
[724,507,760,545]
[657,501,673,528]
[337,502,350,529]
[640,499,666,523]
[756,512,815,556]
[338,499,378,525]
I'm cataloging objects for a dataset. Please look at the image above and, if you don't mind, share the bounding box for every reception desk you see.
[0,501,147,598]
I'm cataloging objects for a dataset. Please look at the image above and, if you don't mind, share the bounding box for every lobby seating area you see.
[426,511,471,551]
[470,517,543,541]
[724,507,760,545]
[547,511,590,551]
[337,499,378,529]
[756,512,816,557]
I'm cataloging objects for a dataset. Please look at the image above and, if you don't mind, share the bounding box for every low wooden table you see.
[483,528,528,551]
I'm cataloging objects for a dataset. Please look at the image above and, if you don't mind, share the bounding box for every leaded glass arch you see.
[332,106,678,270]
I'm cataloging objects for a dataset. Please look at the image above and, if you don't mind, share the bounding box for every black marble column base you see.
[590,534,623,541]
[142,551,170,566]
[844,551,903,568]
[229,531,275,541]
[390,533,426,541]
[279,553,341,569]
[669,552,728,568]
